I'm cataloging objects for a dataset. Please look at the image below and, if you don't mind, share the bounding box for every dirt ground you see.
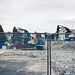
[51,41,75,75]
[0,41,75,75]
[0,49,47,75]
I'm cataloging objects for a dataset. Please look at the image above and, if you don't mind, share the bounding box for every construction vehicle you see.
[0,25,7,48]
[56,25,72,33]
[12,27,45,50]
[56,25,75,41]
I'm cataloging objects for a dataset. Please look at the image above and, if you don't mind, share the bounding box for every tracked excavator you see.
[56,25,72,33]
[56,25,75,41]
[12,27,45,50]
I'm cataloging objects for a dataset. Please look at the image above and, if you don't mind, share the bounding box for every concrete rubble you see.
[51,41,75,75]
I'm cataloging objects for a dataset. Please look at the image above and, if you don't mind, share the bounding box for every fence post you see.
[47,34,51,75]
[47,35,49,75]
[49,35,51,75]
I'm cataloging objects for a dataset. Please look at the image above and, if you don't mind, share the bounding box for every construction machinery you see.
[56,25,75,41]
[56,25,72,33]
[0,25,7,48]
[12,27,45,50]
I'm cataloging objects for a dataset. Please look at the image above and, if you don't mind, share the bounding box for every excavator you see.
[0,25,7,48]
[56,25,72,33]
[12,26,45,50]
[56,25,75,41]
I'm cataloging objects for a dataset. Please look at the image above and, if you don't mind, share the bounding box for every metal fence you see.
[0,33,46,50]
[47,33,75,75]
[0,33,47,75]
[0,33,75,75]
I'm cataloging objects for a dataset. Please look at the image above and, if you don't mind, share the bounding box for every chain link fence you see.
[0,33,47,75]
[0,33,75,75]
[47,33,75,75]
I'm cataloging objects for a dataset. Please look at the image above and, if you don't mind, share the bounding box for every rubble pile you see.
[51,41,75,75]
[62,42,75,49]
[51,41,65,50]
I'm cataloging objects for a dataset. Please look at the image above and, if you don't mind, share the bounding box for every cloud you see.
[0,0,75,32]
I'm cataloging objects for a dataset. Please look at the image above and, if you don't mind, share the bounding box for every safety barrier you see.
[0,33,75,75]
[0,33,47,75]
[47,33,75,75]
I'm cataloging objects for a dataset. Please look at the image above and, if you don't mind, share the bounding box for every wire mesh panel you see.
[0,33,47,75]
[47,33,75,75]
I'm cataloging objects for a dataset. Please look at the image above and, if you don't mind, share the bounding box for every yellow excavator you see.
[12,27,45,50]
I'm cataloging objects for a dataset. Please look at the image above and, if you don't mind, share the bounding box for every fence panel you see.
[47,33,75,75]
[0,33,47,75]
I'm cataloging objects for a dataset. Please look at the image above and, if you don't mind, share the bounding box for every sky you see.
[0,0,75,33]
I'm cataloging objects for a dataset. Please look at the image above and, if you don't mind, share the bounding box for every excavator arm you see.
[56,25,72,33]
[13,27,29,33]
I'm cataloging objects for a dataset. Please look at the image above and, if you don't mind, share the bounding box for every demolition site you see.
[0,25,75,75]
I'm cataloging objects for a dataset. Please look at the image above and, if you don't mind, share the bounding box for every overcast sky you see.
[0,0,75,33]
